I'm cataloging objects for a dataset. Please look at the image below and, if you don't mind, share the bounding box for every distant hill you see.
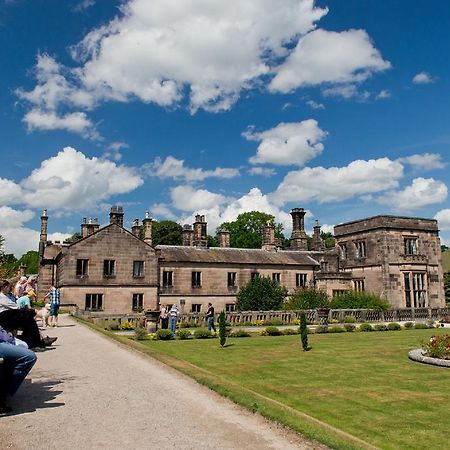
[442,250,450,273]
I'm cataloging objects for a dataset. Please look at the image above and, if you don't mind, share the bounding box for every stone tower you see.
[290,208,308,250]
[193,214,207,247]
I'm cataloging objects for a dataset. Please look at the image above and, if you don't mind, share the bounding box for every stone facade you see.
[37,208,446,314]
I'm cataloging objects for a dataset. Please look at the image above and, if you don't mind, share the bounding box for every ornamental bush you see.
[282,328,298,335]
[284,288,329,310]
[134,327,148,340]
[359,323,374,332]
[414,323,429,329]
[264,326,282,336]
[387,322,402,331]
[343,316,357,323]
[315,325,328,334]
[374,324,388,332]
[155,329,174,340]
[329,291,390,310]
[218,310,227,346]
[300,312,308,350]
[328,326,346,333]
[229,329,251,338]
[194,328,213,339]
[404,322,414,329]
[236,276,288,311]
[176,329,192,340]
[344,324,356,332]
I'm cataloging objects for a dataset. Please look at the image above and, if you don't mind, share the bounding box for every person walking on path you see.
[45,286,60,327]
[206,302,216,332]
[169,304,178,333]
[159,305,169,329]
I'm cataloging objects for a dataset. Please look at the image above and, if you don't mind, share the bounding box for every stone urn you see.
[145,310,161,333]
[317,308,330,326]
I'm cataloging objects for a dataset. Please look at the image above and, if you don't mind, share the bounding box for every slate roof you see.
[156,245,320,266]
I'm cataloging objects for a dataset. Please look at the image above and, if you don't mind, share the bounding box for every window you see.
[296,273,307,288]
[340,243,347,260]
[191,271,201,288]
[404,272,427,308]
[103,260,115,277]
[272,273,281,284]
[133,261,144,277]
[404,238,418,255]
[355,241,366,258]
[251,272,259,281]
[76,259,89,277]
[191,304,201,313]
[85,293,103,311]
[320,260,329,272]
[227,272,236,287]
[225,303,236,313]
[353,279,365,292]
[132,293,143,311]
[162,271,173,287]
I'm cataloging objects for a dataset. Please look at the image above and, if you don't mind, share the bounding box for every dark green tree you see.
[219,211,286,249]
[284,288,329,310]
[65,232,82,243]
[150,220,183,246]
[300,312,309,351]
[236,276,288,311]
[321,231,336,249]
[207,235,218,247]
[218,310,227,347]
[16,251,39,274]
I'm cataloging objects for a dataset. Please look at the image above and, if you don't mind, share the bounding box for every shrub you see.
[264,319,283,326]
[236,276,288,311]
[315,325,328,334]
[329,291,390,310]
[155,329,174,340]
[134,327,148,340]
[404,321,414,329]
[359,323,373,332]
[229,329,251,338]
[176,329,192,340]
[387,322,402,331]
[244,321,253,327]
[300,312,308,350]
[329,319,339,324]
[120,320,135,330]
[328,326,346,333]
[218,310,227,347]
[282,328,298,335]
[264,326,282,336]
[343,316,357,323]
[414,323,429,329]
[284,288,329,310]
[344,324,356,332]
[194,328,213,339]
[374,324,388,332]
[423,334,450,360]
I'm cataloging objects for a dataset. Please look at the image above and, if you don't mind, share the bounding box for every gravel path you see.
[0,315,325,450]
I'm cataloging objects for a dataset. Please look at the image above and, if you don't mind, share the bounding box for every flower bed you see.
[423,334,450,360]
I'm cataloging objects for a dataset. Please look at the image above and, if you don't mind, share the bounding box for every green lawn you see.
[133,329,449,450]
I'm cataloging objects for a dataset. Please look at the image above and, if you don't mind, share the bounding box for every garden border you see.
[408,349,450,368]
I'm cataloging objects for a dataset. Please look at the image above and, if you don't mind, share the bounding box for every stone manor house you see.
[37,206,445,314]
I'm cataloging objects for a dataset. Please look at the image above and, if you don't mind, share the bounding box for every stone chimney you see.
[81,217,100,238]
[132,219,141,238]
[142,212,152,245]
[39,209,48,260]
[109,205,124,227]
[313,220,325,251]
[290,208,308,250]
[182,224,194,246]
[193,214,207,247]
[261,220,277,252]
[217,230,230,248]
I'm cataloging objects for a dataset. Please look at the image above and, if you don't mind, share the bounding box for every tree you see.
[151,220,183,246]
[16,251,39,274]
[300,312,309,351]
[65,232,82,243]
[236,276,288,311]
[219,211,286,249]
[284,288,329,310]
[218,310,227,347]
[321,231,336,249]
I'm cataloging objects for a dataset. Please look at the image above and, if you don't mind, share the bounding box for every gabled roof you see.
[156,245,320,266]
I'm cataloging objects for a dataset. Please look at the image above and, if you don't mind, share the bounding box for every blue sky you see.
[1,0,449,257]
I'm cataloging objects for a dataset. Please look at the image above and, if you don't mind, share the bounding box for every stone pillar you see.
[109,205,124,227]
[142,212,152,246]
[218,230,230,248]
[193,214,207,247]
[182,225,194,246]
[39,209,48,260]
[290,208,308,250]
[261,220,276,252]
[131,219,141,238]
[92,218,100,234]
[313,220,325,251]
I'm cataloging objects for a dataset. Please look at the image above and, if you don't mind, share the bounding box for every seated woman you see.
[0,280,57,349]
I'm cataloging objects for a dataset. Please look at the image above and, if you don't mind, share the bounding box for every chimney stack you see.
[142,212,152,245]
[217,230,230,248]
[109,205,124,227]
[313,220,325,251]
[261,220,276,252]
[132,219,141,238]
[182,224,194,246]
[290,208,308,250]
[193,214,207,247]
[81,217,100,237]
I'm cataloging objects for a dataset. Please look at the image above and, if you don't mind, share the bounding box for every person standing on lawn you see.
[169,304,178,334]
[206,302,216,332]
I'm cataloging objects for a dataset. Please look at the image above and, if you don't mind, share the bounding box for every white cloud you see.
[72,0,95,12]
[376,89,391,99]
[322,84,370,100]
[147,156,239,181]
[412,72,434,84]
[397,153,446,170]
[269,28,390,93]
[21,147,143,210]
[306,100,325,109]
[170,185,228,212]
[378,177,448,210]
[23,109,100,139]
[0,178,23,206]
[270,157,404,205]
[150,203,178,221]
[248,167,276,177]
[244,120,327,166]
[108,141,129,151]
[435,209,450,231]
